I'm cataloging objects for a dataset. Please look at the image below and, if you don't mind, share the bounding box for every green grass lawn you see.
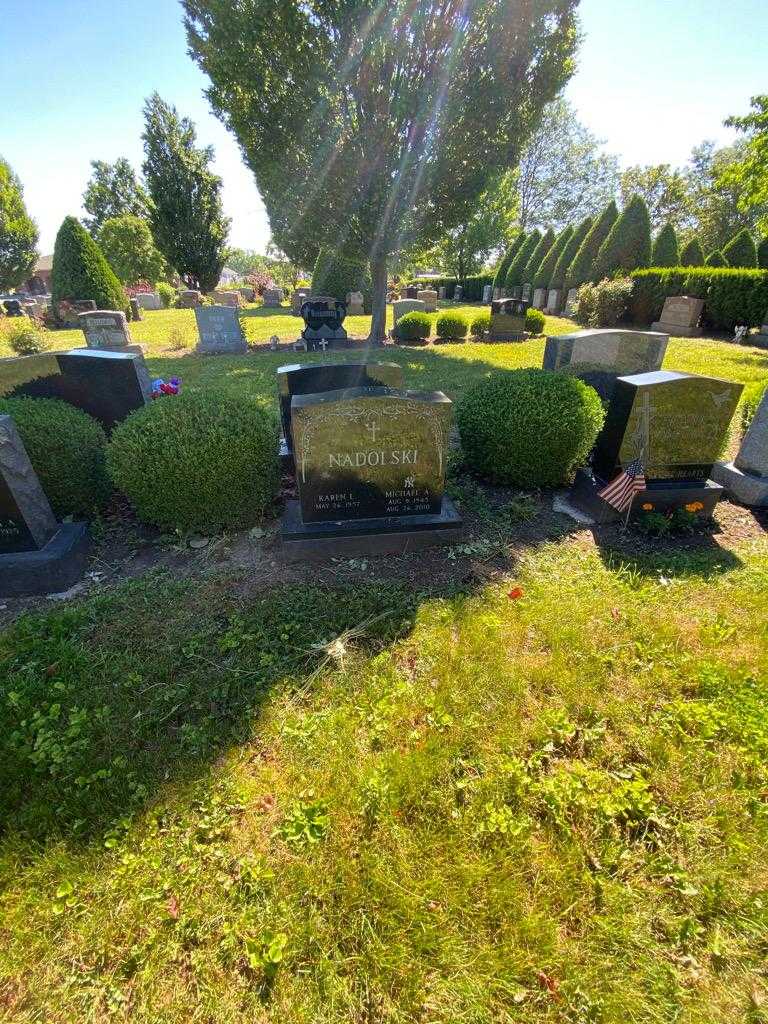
[1,302,767,1022]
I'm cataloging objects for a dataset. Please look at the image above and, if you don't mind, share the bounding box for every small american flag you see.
[597,457,646,513]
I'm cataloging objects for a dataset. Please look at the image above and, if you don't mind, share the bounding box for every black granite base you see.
[570,469,724,525]
[280,496,464,561]
[0,522,90,597]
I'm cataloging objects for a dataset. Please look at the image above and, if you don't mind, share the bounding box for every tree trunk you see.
[367,252,388,345]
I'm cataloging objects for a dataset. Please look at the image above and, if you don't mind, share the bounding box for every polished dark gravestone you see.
[281,387,463,558]
[299,296,348,350]
[570,370,743,522]
[194,305,248,354]
[0,415,89,596]
[543,329,669,401]
[489,297,530,341]
[1,349,151,432]
[277,361,404,468]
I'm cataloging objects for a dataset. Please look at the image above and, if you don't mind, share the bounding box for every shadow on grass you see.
[594,527,745,580]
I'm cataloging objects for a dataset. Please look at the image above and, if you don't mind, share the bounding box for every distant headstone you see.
[392,299,426,325]
[346,291,365,315]
[3,300,23,317]
[78,309,133,351]
[2,350,152,432]
[438,286,446,300]
[543,329,669,401]
[482,284,493,304]
[532,287,547,310]
[510,286,523,300]
[178,290,202,309]
[194,305,248,354]
[405,286,419,299]
[545,289,561,314]
[712,388,768,505]
[300,296,348,350]
[263,287,284,308]
[277,361,404,463]
[238,286,256,302]
[564,288,579,315]
[134,291,162,311]
[281,387,463,558]
[292,287,312,314]
[571,370,743,522]
[0,414,90,596]
[651,295,704,337]
[489,297,530,342]
[417,289,438,313]
[212,290,242,308]
[454,285,463,301]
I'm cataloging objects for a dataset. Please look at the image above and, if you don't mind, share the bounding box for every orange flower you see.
[641,503,654,510]
[508,586,524,601]
[684,501,704,513]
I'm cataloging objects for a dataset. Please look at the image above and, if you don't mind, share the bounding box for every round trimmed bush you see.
[0,396,110,516]
[394,311,431,344]
[456,369,605,488]
[435,311,468,341]
[1,319,50,355]
[156,281,176,308]
[107,391,279,532]
[470,311,491,339]
[525,307,546,334]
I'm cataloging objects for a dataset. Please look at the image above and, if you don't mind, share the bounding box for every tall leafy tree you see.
[82,159,149,236]
[686,141,765,253]
[679,236,705,266]
[758,236,768,269]
[184,0,579,341]
[98,215,167,285]
[515,98,620,230]
[565,200,618,289]
[592,195,652,279]
[551,215,592,290]
[722,227,757,268]
[142,93,230,292]
[619,164,691,232]
[723,95,768,234]
[651,222,679,267]
[0,157,39,291]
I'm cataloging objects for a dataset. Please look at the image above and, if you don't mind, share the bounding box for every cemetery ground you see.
[1,303,767,1022]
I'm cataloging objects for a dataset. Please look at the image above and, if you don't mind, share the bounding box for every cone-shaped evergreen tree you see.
[551,216,592,291]
[0,157,39,290]
[493,233,525,293]
[505,230,541,290]
[722,228,757,268]
[522,228,555,285]
[758,236,768,269]
[565,201,618,289]
[592,195,652,279]
[651,222,679,267]
[680,236,705,267]
[51,216,127,315]
[706,249,727,267]
[534,225,573,288]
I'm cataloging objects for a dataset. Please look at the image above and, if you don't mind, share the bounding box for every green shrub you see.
[680,236,705,266]
[651,222,679,267]
[435,310,468,340]
[523,228,555,285]
[107,391,279,532]
[723,228,757,268]
[758,236,768,270]
[706,250,727,267]
[525,307,546,334]
[565,201,618,290]
[1,319,49,356]
[630,267,768,330]
[551,216,592,290]
[394,311,432,343]
[573,277,632,328]
[492,234,525,292]
[51,216,127,317]
[156,281,176,307]
[505,230,541,290]
[456,369,605,487]
[592,195,652,280]
[312,247,372,312]
[0,397,110,517]
[534,225,572,288]
[470,311,491,339]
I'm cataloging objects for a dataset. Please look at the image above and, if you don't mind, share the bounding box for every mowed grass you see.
[3,302,765,406]
[1,540,767,1022]
[1,301,768,1021]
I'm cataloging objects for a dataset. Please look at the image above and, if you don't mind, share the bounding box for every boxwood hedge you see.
[630,267,768,330]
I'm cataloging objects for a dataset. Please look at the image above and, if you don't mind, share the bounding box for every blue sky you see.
[2,0,766,255]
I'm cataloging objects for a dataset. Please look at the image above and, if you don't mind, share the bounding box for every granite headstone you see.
[263,287,284,308]
[78,309,132,350]
[489,297,529,341]
[417,289,438,313]
[712,387,768,505]
[543,329,669,401]
[194,305,248,354]
[300,296,348,350]
[651,295,704,337]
